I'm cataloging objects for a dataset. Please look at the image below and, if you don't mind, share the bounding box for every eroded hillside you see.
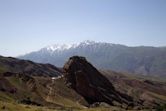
[0,56,166,111]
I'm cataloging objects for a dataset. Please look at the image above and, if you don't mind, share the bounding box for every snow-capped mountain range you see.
[19,40,166,77]
[43,40,112,52]
[46,44,72,52]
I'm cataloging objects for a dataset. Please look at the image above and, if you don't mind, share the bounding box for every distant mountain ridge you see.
[19,40,166,77]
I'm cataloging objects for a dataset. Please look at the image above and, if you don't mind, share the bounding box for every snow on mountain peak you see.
[45,40,97,52]
[46,44,72,52]
[81,40,96,45]
[44,40,116,52]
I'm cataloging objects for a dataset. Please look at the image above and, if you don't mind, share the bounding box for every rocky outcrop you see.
[63,56,135,107]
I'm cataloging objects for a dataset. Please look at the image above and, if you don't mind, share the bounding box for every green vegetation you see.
[0,92,14,102]
[148,92,166,101]
[0,67,7,74]
[156,104,166,111]
[0,101,57,111]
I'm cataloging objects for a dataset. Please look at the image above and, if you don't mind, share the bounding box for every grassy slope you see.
[0,77,164,111]
[0,101,157,111]
[0,101,57,111]
[0,71,165,111]
[35,77,87,108]
[0,75,87,110]
[0,101,115,111]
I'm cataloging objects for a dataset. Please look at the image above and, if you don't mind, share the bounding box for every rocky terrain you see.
[0,55,166,111]
[0,56,61,77]
[101,70,166,109]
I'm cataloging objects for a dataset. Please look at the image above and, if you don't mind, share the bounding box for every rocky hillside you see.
[19,40,166,77]
[0,55,166,111]
[0,72,88,109]
[0,56,61,77]
[63,56,166,110]
[101,70,166,109]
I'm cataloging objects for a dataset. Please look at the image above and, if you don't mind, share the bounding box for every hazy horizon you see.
[0,0,166,56]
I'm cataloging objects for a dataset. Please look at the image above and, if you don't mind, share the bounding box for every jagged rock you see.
[63,56,134,107]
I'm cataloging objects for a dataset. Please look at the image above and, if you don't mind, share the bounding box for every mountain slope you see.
[0,56,61,77]
[0,55,166,110]
[19,41,166,77]
[0,72,88,110]
[101,70,166,108]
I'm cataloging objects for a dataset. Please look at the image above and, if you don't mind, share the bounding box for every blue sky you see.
[0,0,166,56]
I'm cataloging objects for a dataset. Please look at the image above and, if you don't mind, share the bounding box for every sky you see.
[0,0,166,57]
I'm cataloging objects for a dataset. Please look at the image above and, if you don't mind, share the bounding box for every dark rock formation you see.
[63,56,134,107]
[0,56,61,77]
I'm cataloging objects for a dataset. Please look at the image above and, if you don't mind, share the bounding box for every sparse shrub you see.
[156,104,166,111]
[1,106,5,109]
[25,105,31,109]
[19,97,42,106]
